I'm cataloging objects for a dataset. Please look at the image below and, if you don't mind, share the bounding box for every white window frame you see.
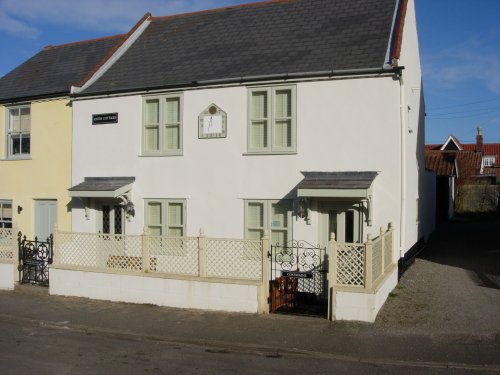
[247,85,296,154]
[6,104,31,159]
[142,94,183,156]
[244,200,292,245]
[483,156,495,167]
[0,200,13,229]
[144,199,186,237]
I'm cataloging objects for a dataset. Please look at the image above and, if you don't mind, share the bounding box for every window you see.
[145,199,186,236]
[245,200,292,245]
[7,105,31,158]
[483,156,495,167]
[143,94,182,155]
[248,86,296,153]
[0,201,13,228]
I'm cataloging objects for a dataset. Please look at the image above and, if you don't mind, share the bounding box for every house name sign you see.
[92,113,118,125]
[281,271,313,279]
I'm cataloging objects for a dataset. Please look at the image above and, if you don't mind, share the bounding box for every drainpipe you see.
[398,70,407,258]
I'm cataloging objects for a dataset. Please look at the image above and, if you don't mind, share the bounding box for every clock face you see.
[198,104,227,139]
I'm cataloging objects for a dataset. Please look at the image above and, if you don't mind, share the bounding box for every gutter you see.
[72,67,399,99]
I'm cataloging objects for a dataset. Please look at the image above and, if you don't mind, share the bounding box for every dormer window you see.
[483,156,495,167]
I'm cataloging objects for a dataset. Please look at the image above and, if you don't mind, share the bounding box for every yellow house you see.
[0,35,124,240]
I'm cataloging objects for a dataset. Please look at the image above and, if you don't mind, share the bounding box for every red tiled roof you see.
[455,151,482,180]
[462,143,500,158]
[425,151,456,176]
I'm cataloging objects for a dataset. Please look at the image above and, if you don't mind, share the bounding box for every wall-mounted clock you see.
[198,104,227,139]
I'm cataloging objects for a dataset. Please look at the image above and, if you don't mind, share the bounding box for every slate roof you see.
[0,35,124,103]
[297,172,378,189]
[81,0,399,95]
[69,177,136,192]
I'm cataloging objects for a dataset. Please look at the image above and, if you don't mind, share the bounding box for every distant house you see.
[425,128,500,218]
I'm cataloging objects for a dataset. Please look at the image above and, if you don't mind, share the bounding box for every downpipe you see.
[398,71,407,259]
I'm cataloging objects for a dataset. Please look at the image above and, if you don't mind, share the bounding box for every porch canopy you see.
[297,171,378,225]
[69,177,135,198]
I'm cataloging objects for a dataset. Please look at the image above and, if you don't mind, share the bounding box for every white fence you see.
[54,229,263,281]
[331,223,396,289]
[0,228,16,263]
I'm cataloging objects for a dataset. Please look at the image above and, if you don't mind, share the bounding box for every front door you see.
[35,200,57,241]
[320,202,363,246]
[98,201,124,235]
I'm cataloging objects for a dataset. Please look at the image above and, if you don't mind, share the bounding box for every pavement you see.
[0,218,499,373]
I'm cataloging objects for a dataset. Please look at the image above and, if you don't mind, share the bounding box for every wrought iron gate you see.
[18,233,53,286]
[269,240,328,317]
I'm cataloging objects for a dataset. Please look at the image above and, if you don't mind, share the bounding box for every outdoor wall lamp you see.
[17,205,23,214]
[125,201,135,218]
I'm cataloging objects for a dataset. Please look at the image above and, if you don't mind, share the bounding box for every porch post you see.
[327,232,337,321]
[259,230,270,314]
[198,228,207,278]
[142,227,150,272]
[365,233,373,290]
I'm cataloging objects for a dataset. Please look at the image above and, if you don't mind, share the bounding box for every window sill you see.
[139,153,183,158]
[243,151,297,156]
[0,156,32,161]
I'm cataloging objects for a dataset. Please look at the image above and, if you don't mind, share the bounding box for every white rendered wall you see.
[49,268,259,313]
[397,0,430,254]
[72,76,403,249]
[0,263,14,290]
[335,266,398,322]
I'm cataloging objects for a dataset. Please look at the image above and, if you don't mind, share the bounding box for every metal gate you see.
[269,240,328,317]
[18,233,53,286]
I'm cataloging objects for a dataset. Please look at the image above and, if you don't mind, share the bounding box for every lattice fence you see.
[0,228,16,262]
[333,224,396,289]
[148,236,198,276]
[371,238,383,284]
[54,230,263,281]
[384,230,393,268]
[336,243,365,287]
[206,238,262,280]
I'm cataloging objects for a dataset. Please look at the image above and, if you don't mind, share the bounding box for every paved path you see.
[0,218,499,373]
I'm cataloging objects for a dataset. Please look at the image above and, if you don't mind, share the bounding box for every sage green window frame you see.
[6,104,31,159]
[247,86,296,154]
[142,94,183,156]
[144,199,186,237]
[0,200,13,229]
[244,200,292,246]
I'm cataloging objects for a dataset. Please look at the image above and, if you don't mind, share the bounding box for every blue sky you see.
[1,0,499,144]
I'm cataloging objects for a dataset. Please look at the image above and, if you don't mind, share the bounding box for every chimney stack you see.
[476,127,483,153]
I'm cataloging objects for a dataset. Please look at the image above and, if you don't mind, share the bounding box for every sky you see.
[0,0,499,145]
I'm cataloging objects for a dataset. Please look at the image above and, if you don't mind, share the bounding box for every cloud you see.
[0,0,242,35]
[423,40,500,94]
[0,9,39,38]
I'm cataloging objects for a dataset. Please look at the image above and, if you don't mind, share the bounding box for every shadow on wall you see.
[417,216,500,290]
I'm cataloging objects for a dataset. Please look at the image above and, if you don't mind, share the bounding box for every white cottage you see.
[57,0,435,321]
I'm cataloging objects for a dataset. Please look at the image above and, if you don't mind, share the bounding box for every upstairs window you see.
[143,95,182,155]
[248,86,296,153]
[7,105,31,158]
[0,201,12,228]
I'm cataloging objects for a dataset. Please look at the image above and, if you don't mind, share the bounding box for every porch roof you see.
[68,177,135,198]
[297,171,377,198]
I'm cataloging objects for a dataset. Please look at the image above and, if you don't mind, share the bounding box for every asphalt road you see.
[0,317,496,375]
